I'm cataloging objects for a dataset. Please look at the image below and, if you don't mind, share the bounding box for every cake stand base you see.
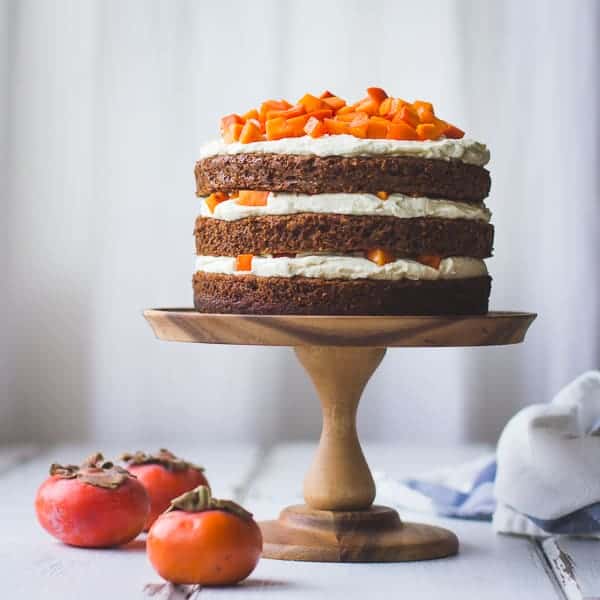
[260,504,458,562]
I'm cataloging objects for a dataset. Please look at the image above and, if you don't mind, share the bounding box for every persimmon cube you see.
[394,105,419,128]
[286,113,311,136]
[349,112,369,126]
[413,100,435,123]
[387,121,419,140]
[235,254,254,271]
[335,104,357,115]
[335,112,362,122]
[305,108,333,120]
[376,191,389,200]
[324,118,351,135]
[236,191,269,206]
[354,97,379,116]
[266,117,290,140]
[266,104,306,120]
[416,121,446,140]
[298,94,324,113]
[367,119,389,139]
[319,90,335,99]
[349,122,368,138]
[416,255,442,269]
[239,119,263,144]
[444,123,465,139]
[379,97,406,117]
[241,109,260,122]
[205,192,228,213]
[304,116,327,138]
[367,87,388,103]
[366,248,395,266]
[322,96,346,111]
[223,122,243,143]
[260,99,292,121]
[220,114,243,132]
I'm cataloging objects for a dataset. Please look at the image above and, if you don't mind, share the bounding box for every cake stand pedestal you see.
[144,310,535,562]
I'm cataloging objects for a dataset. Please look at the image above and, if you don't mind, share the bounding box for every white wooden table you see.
[1,442,597,599]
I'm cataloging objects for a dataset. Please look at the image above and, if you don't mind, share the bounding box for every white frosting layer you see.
[198,135,490,167]
[201,192,491,222]
[195,255,487,281]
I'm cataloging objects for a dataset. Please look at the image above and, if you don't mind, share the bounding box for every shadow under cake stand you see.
[144,310,536,562]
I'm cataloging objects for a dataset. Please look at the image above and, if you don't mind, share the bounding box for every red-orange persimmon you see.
[35,453,149,548]
[147,486,262,586]
[121,449,209,530]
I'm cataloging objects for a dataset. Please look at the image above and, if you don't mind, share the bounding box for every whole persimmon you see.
[121,449,209,530]
[147,486,262,586]
[35,453,149,548]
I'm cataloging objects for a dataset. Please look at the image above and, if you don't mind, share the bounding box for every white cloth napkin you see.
[375,370,600,537]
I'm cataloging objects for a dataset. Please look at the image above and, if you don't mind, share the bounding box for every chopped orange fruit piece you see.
[379,97,405,117]
[444,123,465,139]
[354,97,379,116]
[304,116,327,138]
[286,113,311,136]
[366,248,395,266]
[416,121,447,140]
[367,87,388,103]
[236,191,269,206]
[241,109,259,122]
[387,121,419,140]
[395,105,419,128]
[416,255,442,269]
[306,108,333,120]
[322,96,346,111]
[413,100,435,123]
[376,191,389,200]
[259,99,292,121]
[298,93,324,113]
[220,114,243,133]
[367,118,389,139]
[205,192,229,213]
[266,104,306,120]
[324,118,350,135]
[235,254,253,271]
[223,122,243,143]
[319,90,335,99]
[265,117,289,140]
[239,119,263,144]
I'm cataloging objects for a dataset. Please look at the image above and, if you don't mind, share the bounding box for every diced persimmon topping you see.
[366,248,395,266]
[416,255,442,269]
[235,254,253,271]
[376,191,389,200]
[219,89,466,143]
[205,192,229,213]
[235,190,269,206]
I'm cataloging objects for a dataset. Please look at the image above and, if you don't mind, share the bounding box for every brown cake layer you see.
[193,272,491,315]
[195,154,490,202]
[195,215,494,258]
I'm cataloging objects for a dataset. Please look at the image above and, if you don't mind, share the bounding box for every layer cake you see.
[193,89,493,315]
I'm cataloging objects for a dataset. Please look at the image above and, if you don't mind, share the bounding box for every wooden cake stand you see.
[144,310,536,563]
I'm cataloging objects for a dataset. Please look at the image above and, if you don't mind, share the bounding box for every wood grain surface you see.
[260,504,458,562]
[144,310,536,348]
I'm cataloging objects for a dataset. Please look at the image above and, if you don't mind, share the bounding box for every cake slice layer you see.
[195,154,491,202]
[194,215,494,258]
[193,273,491,315]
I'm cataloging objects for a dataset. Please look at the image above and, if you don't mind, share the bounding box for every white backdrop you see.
[2,0,599,445]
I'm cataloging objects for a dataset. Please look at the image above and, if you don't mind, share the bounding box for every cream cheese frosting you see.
[195,254,487,281]
[198,135,490,167]
[200,192,491,222]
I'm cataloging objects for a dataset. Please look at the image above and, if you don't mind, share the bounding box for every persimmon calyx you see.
[167,485,253,522]
[120,448,205,473]
[49,452,132,489]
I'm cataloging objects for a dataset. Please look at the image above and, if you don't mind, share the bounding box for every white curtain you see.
[2,0,598,445]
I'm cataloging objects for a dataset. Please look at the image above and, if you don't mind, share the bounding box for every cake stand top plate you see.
[143,310,536,348]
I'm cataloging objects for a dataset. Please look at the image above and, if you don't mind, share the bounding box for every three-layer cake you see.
[193,88,493,315]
